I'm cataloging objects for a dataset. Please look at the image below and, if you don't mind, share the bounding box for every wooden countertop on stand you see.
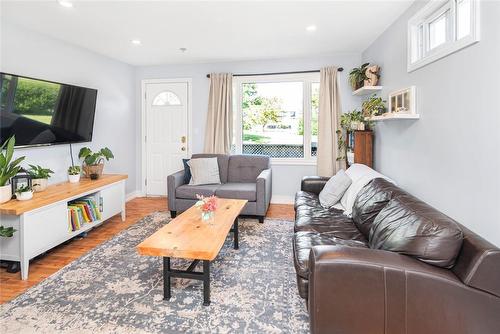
[0,174,128,216]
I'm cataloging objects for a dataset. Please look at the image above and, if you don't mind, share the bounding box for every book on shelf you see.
[67,196,101,232]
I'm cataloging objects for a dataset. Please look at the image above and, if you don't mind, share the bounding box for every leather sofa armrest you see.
[256,168,272,216]
[308,245,467,334]
[167,170,186,211]
[301,176,329,195]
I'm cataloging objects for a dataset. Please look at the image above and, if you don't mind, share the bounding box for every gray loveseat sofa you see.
[167,154,272,222]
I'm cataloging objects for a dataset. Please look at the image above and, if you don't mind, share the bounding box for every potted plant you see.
[27,164,54,192]
[0,136,25,204]
[79,147,114,180]
[362,94,387,118]
[348,63,370,90]
[68,165,81,183]
[0,226,16,237]
[15,184,33,201]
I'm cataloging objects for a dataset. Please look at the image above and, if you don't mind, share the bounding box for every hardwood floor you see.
[0,197,294,304]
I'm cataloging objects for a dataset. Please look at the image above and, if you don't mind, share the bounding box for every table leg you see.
[203,260,210,306]
[163,257,171,300]
[233,218,239,250]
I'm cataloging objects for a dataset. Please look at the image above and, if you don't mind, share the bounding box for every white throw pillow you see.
[187,158,221,185]
[339,164,395,216]
[318,170,352,208]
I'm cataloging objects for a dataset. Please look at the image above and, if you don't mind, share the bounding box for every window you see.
[233,73,319,163]
[407,0,479,72]
[152,91,181,106]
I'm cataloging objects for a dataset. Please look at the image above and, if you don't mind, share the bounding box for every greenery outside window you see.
[233,73,320,164]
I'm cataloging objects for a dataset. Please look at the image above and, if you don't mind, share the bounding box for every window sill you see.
[270,159,317,166]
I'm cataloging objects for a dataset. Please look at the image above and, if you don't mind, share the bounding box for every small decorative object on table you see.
[15,184,33,201]
[78,147,114,179]
[67,165,81,183]
[194,194,218,223]
[388,86,416,115]
[27,164,54,192]
[10,168,32,200]
[0,136,25,204]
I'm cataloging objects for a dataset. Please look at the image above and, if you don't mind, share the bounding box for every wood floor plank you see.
[0,197,293,304]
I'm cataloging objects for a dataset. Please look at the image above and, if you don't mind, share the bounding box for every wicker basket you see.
[83,163,104,179]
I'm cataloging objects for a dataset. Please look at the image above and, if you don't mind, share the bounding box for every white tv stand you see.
[0,174,127,280]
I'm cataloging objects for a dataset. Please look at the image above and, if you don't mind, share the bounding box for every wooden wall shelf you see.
[367,113,420,121]
[352,86,383,96]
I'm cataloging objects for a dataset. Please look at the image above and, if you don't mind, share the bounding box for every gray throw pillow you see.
[188,158,221,185]
[319,170,352,208]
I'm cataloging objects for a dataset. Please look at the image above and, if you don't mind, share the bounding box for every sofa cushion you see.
[215,182,256,201]
[227,155,270,183]
[318,170,352,208]
[295,191,321,210]
[176,184,220,200]
[369,195,464,268]
[188,158,221,185]
[191,153,229,183]
[293,231,368,279]
[352,178,407,238]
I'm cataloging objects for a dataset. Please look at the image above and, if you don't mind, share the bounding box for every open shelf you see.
[367,113,420,121]
[352,86,383,96]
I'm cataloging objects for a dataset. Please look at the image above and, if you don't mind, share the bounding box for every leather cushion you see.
[215,182,256,201]
[352,178,407,237]
[295,191,321,210]
[176,184,220,200]
[293,231,368,279]
[369,195,464,268]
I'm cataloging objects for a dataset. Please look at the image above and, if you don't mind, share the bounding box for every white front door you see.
[145,81,189,196]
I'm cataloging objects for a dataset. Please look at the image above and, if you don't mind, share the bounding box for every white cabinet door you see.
[100,181,125,221]
[24,202,68,259]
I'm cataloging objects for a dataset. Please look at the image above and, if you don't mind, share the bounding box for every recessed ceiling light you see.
[179,47,187,53]
[306,25,317,32]
[131,39,142,46]
[58,0,73,8]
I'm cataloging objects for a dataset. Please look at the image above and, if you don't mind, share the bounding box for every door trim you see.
[141,78,193,197]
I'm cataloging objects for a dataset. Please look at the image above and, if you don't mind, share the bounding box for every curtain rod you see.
[205,68,343,78]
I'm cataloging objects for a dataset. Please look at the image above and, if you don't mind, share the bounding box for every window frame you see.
[407,0,480,72]
[233,73,320,165]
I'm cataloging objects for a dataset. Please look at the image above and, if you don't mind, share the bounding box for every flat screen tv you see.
[0,72,98,148]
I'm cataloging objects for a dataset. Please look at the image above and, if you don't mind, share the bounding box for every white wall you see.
[0,22,137,195]
[135,54,361,202]
[362,1,500,245]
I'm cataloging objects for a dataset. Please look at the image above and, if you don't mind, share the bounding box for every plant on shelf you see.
[336,110,374,163]
[348,63,370,91]
[362,94,387,118]
[27,164,54,192]
[0,136,25,204]
[15,184,33,201]
[68,165,82,183]
[78,147,114,180]
[0,225,17,238]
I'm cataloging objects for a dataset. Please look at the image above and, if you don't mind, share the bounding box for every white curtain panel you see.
[204,73,233,154]
[317,66,344,177]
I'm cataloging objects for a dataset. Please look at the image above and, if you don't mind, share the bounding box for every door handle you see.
[181,136,186,143]
[181,147,186,151]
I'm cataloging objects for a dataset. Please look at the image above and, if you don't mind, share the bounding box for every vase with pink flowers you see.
[195,194,218,223]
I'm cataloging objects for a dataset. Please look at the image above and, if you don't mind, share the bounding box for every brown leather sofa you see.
[294,176,500,334]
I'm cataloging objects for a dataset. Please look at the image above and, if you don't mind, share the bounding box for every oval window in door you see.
[152,91,182,106]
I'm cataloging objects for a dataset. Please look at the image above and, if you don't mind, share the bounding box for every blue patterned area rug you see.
[0,212,309,333]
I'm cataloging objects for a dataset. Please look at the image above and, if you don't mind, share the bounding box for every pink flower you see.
[195,194,218,212]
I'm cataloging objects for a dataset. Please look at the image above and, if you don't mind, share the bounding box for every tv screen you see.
[0,72,97,147]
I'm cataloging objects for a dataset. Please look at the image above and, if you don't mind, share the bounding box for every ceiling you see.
[1,1,414,66]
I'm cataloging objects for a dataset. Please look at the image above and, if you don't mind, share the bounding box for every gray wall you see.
[362,1,500,245]
[1,23,137,195]
[135,54,361,202]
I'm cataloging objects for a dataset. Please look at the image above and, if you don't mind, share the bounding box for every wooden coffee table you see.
[136,198,247,306]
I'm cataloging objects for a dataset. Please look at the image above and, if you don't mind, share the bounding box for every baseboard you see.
[126,190,144,202]
[270,195,294,205]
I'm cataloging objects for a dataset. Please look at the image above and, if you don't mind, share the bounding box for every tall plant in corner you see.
[0,136,25,204]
